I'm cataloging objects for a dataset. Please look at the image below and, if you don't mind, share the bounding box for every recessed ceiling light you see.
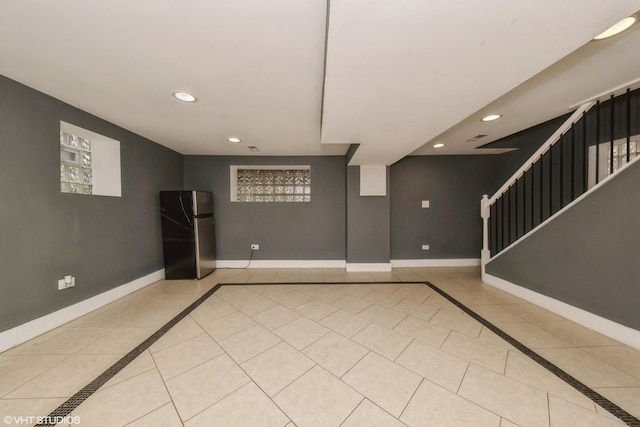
[172,92,197,102]
[228,137,241,143]
[481,114,502,122]
[433,143,445,148]
[593,17,636,40]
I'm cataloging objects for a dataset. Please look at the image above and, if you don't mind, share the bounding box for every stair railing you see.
[482,86,639,269]
[481,102,592,266]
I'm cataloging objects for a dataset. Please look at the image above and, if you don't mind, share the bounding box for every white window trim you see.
[230,165,310,202]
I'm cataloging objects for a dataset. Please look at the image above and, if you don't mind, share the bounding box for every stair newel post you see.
[481,194,490,274]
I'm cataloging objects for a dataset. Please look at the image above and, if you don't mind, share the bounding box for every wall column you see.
[346,165,391,271]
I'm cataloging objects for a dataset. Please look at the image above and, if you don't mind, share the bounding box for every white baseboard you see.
[216,259,480,270]
[391,258,481,268]
[0,269,165,353]
[216,260,347,269]
[346,263,392,272]
[482,272,640,351]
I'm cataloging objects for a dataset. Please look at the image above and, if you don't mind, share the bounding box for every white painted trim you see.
[482,272,640,351]
[346,263,392,272]
[0,269,164,353]
[216,260,347,269]
[391,259,481,268]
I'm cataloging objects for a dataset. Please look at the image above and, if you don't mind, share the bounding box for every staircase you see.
[481,87,639,265]
[478,86,640,350]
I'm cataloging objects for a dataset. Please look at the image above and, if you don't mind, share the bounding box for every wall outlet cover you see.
[422,244,430,250]
[58,276,75,290]
[251,244,260,250]
[421,200,430,208]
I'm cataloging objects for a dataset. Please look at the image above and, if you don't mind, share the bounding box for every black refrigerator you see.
[160,191,216,279]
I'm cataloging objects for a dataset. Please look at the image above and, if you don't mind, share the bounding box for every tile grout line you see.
[0,354,75,399]
[297,328,332,353]
[547,393,552,427]
[422,280,640,427]
[181,377,253,424]
[32,279,640,427]
[254,280,640,426]
[503,348,511,376]
[337,396,366,427]
[33,283,222,427]
[182,301,284,423]
[338,348,371,381]
[143,352,184,425]
[455,363,470,395]
[397,376,424,422]
[393,337,415,363]
[269,362,318,402]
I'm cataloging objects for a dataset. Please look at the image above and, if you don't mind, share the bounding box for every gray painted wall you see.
[346,166,391,263]
[0,71,575,334]
[0,75,183,333]
[486,159,640,330]
[183,156,346,260]
[388,116,564,260]
[480,115,570,179]
[390,156,504,260]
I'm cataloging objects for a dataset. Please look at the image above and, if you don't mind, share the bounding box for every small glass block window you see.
[60,131,92,194]
[234,167,310,202]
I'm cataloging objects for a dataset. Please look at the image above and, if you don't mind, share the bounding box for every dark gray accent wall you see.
[390,156,504,259]
[486,159,640,330]
[480,114,570,180]
[389,115,567,261]
[346,166,390,263]
[0,75,183,333]
[183,156,346,260]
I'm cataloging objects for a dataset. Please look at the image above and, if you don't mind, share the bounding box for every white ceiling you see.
[1,1,639,165]
[411,10,640,156]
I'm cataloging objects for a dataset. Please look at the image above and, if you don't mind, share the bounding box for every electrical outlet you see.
[58,275,75,290]
[421,200,430,208]
[251,244,260,250]
[421,244,430,250]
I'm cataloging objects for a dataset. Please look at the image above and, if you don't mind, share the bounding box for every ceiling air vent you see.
[466,134,487,142]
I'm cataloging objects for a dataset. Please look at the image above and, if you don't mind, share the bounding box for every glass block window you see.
[607,140,639,175]
[60,131,93,194]
[59,121,122,197]
[232,166,310,202]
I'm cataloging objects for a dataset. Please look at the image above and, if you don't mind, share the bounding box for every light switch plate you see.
[421,200,430,208]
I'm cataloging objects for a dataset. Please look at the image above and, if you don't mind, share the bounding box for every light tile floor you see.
[1,267,639,426]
